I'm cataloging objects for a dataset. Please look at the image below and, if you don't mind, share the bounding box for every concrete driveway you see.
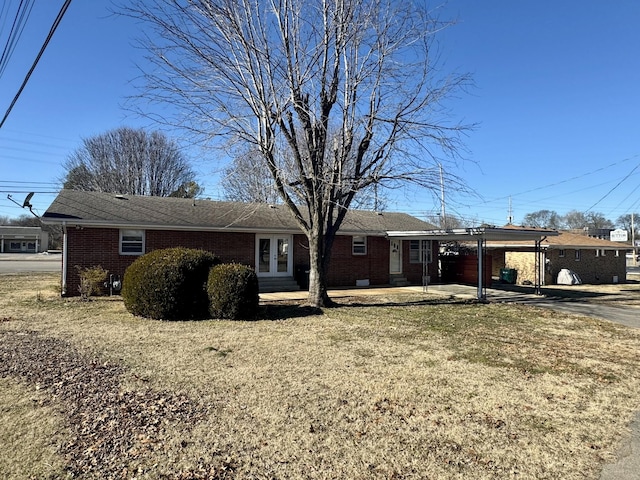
[426,283,640,329]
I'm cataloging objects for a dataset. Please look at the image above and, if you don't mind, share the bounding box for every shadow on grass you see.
[261,303,325,320]
[261,296,479,319]
[332,296,479,309]
[491,283,611,301]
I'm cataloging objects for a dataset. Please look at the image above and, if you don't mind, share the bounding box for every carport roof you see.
[386,226,558,242]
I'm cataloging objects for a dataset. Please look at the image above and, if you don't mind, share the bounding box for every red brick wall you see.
[63,228,438,294]
[64,228,254,296]
[293,235,437,287]
[292,234,389,286]
[145,230,254,264]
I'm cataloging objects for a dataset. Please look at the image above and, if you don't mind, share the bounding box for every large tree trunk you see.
[306,231,333,308]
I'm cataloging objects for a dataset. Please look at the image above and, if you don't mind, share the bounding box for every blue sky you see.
[1,1,639,227]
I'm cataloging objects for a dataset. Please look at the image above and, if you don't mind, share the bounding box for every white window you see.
[409,240,432,263]
[574,249,581,261]
[120,229,145,255]
[558,249,565,258]
[352,236,367,255]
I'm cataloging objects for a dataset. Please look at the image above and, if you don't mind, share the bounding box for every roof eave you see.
[386,227,558,242]
[41,217,393,237]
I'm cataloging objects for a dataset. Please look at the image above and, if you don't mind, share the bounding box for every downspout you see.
[62,222,68,295]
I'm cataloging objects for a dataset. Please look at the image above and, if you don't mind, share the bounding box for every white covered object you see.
[557,269,582,285]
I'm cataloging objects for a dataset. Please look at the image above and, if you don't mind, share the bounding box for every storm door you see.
[389,239,402,274]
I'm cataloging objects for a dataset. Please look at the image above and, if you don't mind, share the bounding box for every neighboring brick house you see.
[485,230,629,285]
[41,189,439,296]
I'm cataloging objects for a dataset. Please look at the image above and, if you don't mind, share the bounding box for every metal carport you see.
[387,226,559,300]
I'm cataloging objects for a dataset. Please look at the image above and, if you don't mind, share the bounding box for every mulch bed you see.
[0,329,233,479]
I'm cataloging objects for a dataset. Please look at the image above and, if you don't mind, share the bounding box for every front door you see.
[256,235,292,277]
[390,239,402,274]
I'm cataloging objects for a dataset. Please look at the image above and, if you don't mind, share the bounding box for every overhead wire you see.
[0,0,73,129]
[585,162,640,213]
[463,153,640,208]
[0,0,35,78]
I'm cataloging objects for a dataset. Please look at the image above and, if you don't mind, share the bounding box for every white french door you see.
[256,235,293,277]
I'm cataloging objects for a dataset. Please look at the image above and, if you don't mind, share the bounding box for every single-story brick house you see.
[41,189,440,296]
[0,226,48,253]
[484,229,629,285]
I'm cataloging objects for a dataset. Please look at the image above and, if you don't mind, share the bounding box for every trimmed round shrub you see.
[122,247,220,320]
[207,263,259,320]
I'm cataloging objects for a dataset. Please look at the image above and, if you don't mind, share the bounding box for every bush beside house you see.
[122,248,219,320]
[207,264,259,320]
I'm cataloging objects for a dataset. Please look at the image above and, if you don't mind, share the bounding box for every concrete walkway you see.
[262,283,640,480]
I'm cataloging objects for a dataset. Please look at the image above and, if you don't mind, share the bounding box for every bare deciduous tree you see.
[522,210,562,229]
[123,0,472,307]
[616,213,640,234]
[222,149,281,204]
[223,145,388,210]
[62,127,201,197]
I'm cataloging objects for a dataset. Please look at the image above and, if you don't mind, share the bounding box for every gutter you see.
[41,218,386,237]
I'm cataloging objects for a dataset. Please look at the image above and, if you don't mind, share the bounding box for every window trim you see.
[409,239,432,264]
[574,249,581,261]
[558,249,565,258]
[352,235,367,255]
[120,229,145,256]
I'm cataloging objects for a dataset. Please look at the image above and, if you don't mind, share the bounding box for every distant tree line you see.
[521,209,639,234]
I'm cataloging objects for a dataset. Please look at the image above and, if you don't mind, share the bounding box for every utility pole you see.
[439,163,446,229]
[507,196,513,225]
[633,213,637,266]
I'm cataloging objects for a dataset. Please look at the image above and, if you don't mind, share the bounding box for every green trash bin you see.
[500,268,517,284]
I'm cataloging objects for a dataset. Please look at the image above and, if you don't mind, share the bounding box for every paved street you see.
[0,253,61,274]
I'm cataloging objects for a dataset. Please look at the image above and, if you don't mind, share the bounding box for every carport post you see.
[477,238,486,300]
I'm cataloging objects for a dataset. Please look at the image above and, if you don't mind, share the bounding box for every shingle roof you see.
[41,189,434,235]
[486,228,629,250]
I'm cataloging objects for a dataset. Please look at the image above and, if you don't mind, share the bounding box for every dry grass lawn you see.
[1,272,639,479]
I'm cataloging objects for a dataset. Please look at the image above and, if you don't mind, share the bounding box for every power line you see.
[0,0,35,78]
[585,162,640,213]
[475,153,640,207]
[0,0,73,129]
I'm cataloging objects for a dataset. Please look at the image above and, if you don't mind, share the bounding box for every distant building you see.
[485,230,628,285]
[0,226,49,253]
